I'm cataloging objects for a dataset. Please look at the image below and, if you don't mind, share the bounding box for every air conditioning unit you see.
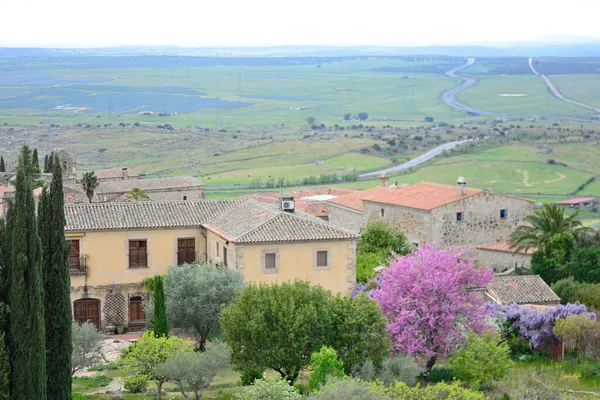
[281,200,295,211]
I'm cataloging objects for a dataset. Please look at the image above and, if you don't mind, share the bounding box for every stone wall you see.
[362,201,430,245]
[430,192,533,248]
[328,203,364,234]
[471,248,532,273]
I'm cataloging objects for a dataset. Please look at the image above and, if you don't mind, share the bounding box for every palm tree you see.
[509,203,589,255]
[81,172,99,203]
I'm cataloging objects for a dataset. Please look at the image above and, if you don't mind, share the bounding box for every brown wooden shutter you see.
[129,240,148,268]
[223,247,228,267]
[177,239,195,265]
[129,241,138,268]
[68,240,80,268]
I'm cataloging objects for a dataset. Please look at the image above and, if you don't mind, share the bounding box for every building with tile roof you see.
[486,275,560,306]
[328,179,534,272]
[75,167,140,183]
[66,198,357,331]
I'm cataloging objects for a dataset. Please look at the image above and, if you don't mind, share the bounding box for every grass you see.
[72,375,112,392]
[551,74,600,110]
[456,75,595,117]
[323,152,391,170]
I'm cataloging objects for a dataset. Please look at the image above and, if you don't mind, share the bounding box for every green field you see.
[551,74,600,109]
[456,75,594,116]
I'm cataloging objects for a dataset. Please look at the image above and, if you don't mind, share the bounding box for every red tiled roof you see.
[297,201,329,217]
[329,182,484,212]
[555,197,596,205]
[477,241,536,255]
[487,275,560,305]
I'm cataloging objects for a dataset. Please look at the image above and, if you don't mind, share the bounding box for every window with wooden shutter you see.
[129,240,148,268]
[68,240,80,269]
[129,296,146,326]
[177,238,195,265]
[223,247,228,267]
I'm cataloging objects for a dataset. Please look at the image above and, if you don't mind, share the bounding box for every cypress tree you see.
[43,154,49,174]
[0,220,10,400]
[32,149,40,173]
[0,156,4,173]
[8,145,46,400]
[153,276,169,338]
[47,152,54,174]
[41,155,72,399]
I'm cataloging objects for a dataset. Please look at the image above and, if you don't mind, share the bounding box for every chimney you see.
[457,176,467,196]
[279,191,295,212]
[122,167,128,180]
[379,173,389,187]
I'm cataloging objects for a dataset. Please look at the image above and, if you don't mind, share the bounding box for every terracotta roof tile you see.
[555,197,596,205]
[204,199,357,243]
[477,242,536,255]
[328,186,390,211]
[76,167,140,180]
[96,176,204,194]
[64,200,242,231]
[487,275,560,305]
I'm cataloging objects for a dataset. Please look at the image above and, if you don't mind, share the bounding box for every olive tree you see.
[164,263,244,350]
[157,341,230,400]
[72,321,103,375]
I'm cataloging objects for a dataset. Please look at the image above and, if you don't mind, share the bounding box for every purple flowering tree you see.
[485,302,595,350]
[372,243,494,370]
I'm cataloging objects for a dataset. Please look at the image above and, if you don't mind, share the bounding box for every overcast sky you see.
[1,0,599,47]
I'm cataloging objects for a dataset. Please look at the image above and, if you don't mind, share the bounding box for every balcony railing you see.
[70,256,87,275]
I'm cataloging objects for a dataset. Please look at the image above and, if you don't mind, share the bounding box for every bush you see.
[552,277,581,305]
[421,367,454,383]
[353,360,376,381]
[569,247,600,284]
[307,378,387,400]
[123,374,148,393]
[240,368,265,385]
[309,346,345,391]
[235,377,302,400]
[387,381,488,399]
[379,356,420,387]
[72,321,103,374]
[448,332,512,388]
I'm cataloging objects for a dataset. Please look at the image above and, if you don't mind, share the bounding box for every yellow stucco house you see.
[65,198,357,330]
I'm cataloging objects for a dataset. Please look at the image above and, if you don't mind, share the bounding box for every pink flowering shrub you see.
[372,243,493,370]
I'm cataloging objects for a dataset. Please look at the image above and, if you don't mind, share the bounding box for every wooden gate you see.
[73,299,101,328]
[129,296,146,327]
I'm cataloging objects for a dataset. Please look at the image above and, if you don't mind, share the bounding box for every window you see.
[500,209,508,219]
[216,241,219,257]
[316,250,328,267]
[456,212,463,222]
[223,246,228,267]
[380,208,385,218]
[129,240,148,268]
[68,239,80,269]
[265,253,276,269]
[177,238,195,265]
[183,195,187,200]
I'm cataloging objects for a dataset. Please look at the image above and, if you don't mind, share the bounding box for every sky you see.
[1,0,599,48]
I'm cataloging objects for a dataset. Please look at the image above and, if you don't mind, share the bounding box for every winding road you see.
[529,57,600,114]
[358,139,471,178]
[441,58,497,116]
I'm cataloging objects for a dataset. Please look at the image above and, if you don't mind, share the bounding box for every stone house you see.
[328,178,534,271]
[65,198,357,330]
[486,275,560,306]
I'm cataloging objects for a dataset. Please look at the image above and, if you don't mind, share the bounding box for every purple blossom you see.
[487,302,596,349]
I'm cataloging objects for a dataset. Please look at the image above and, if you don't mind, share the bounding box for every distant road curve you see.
[359,139,471,178]
[441,58,497,116]
[529,57,600,114]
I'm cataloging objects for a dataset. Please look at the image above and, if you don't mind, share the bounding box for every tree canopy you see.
[373,243,493,370]
[81,171,99,203]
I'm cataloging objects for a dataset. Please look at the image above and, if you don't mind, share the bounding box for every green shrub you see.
[379,356,420,386]
[573,358,600,381]
[421,367,454,383]
[353,360,376,381]
[506,333,532,356]
[239,368,264,386]
[309,346,345,391]
[123,374,149,393]
[235,377,302,400]
[307,378,387,400]
[552,277,581,305]
[88,362,118,371]
[448,332,512,388]
[72,375,112,390]
[387,381,488,399]
[569,247,600,283]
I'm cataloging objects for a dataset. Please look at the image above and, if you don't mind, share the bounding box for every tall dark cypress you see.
[32,149,40,173]
[0,156,5,172]
[8,145,46,400]
[43,154,49,174]
[47,152,54,174]
[0,220,10,400]
[153,276,169,338]
[41,155,72,399]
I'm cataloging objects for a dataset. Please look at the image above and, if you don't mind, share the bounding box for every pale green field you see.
[456,75,595,116]
[323,153,391,170]
[551,74,600,109]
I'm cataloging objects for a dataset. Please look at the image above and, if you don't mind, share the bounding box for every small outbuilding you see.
[486,275,560,306]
